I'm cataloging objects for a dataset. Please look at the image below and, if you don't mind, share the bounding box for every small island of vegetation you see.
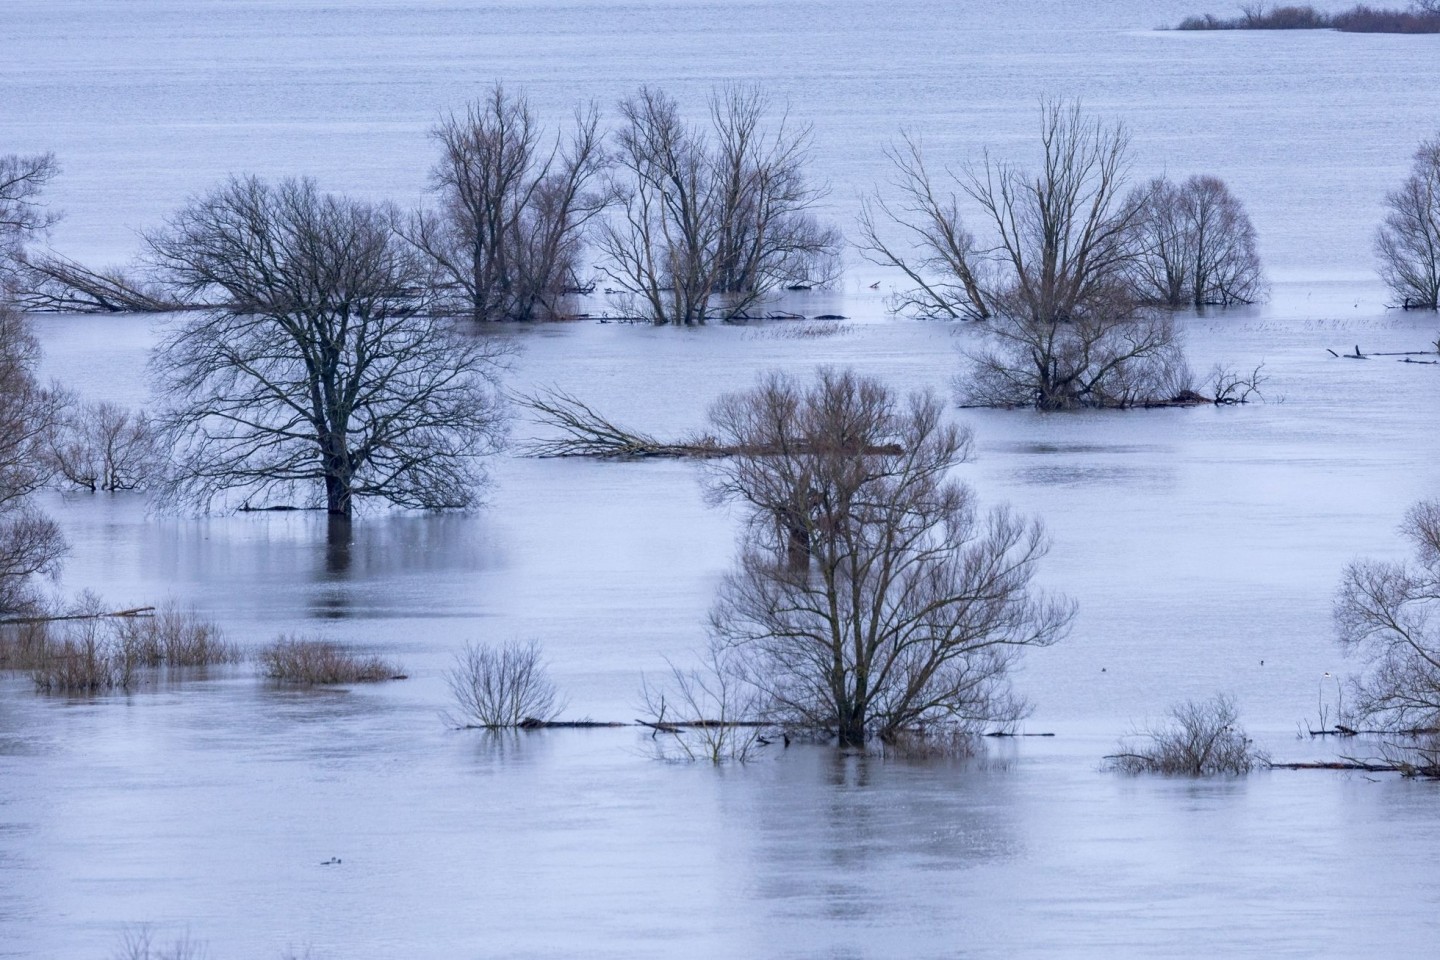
[1177,1,1440,32]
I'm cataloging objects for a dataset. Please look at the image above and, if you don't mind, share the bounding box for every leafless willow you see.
[1128,175,1265,307]
[404,85,609,323]
[1334,500,1440,729]
[0,305,64,614]
[705,368,1073,747]
[857,134,991,320]
[146,176,509,518]
[862,101,1192,409]
[1375,133,1440,309]
[598,85,839,324]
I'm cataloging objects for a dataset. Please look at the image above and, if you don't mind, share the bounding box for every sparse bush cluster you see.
[1,599,235,694]
[258,635,401,685]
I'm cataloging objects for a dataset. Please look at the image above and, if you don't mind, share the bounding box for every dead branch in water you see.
[0,605,155,625]
[11,252,193,313]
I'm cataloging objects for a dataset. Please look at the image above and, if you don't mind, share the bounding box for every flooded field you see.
[3,0,1440,956]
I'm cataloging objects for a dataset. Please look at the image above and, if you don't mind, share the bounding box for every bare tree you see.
[598,85,839,324]
[1129,175,1265,307]
[706,368,1073,747]
[0,304,64,614]
[857,134,991,319]
[0,152,59,269]
[404,85,609,323]
[1375,133,1440,309]
[1335,500,1440,729]
[147,176,509,519]
[863,101,1191,409]
[45,398,161,491]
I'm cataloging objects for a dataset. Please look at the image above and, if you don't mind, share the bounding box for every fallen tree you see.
[519,386,906,459]
[10,252,191,313]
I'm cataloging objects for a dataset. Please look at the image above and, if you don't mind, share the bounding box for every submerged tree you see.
[0,304,64,613]
[44,398,161,492]
[706,368,1072,747]
[1375,133,1440,309]
[1128,175,1265,307]
[598,85,839,325]
[148,176,509,519]
[1334,500,1440,729]
[404,85,610,323]
[862,101,1191,409]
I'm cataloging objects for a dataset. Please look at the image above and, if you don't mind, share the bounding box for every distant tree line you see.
[1177,2,1440,33]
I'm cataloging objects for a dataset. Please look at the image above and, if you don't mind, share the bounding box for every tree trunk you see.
[836,716,867,748]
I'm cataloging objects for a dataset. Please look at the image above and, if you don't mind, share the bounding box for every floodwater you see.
[4,1,1440,957]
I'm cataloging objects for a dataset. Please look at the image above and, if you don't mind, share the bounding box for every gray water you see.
[4,2,1440,958]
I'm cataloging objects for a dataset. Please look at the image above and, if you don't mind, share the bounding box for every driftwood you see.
[984,731,1056,737]
[0,606,155,626]
[1329,343,1440,362]
[1266,760,1398,772]
[11,252,193,313]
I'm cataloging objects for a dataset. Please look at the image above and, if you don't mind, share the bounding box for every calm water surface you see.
[3,1,1440,957]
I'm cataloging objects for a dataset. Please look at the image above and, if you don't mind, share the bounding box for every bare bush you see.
[147,176,510,517]
[1107,694,1265,775]
[706,368,1073,747]
[258,635,401,685]
[111,603,236,667]
[444,639,561,728]
[1375,134,1440,309]
[29,596,135,693]
[112,926,206,960]
[11,599,233,692]
[1335,500,1440,729]
[403,84,609,323]
[598,85,840,324]
[1129,175,1265,307]
[639,643,768,762]
[45,397,162,492]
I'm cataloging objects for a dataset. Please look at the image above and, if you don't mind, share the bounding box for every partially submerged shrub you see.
[10,596,232,694]
[112,925,206,960]
[444,639,560,728]
[639,644,768,763]
[259,635,401,685]
[30,616,133,694]
[111,603,237,667]
[1108,694,1266,775]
